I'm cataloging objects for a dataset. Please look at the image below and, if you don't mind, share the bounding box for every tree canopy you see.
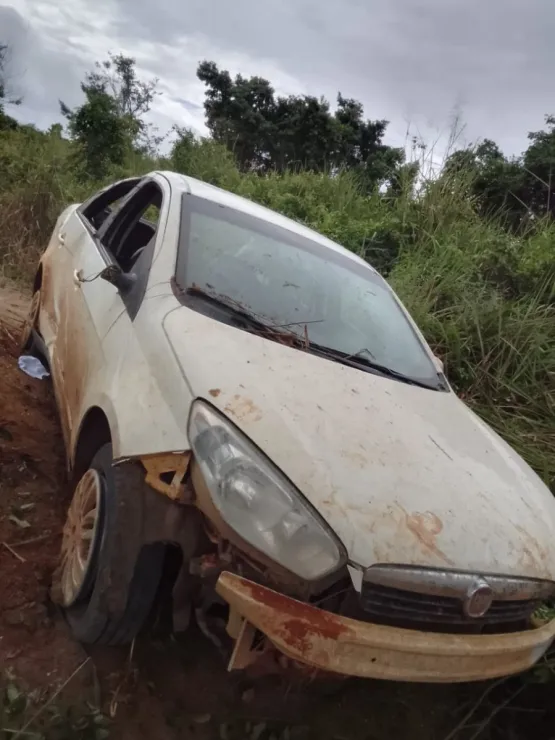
[196,60,405,189]
[60,53,160,178]
[0,43,21,131]
[443,117,555,229]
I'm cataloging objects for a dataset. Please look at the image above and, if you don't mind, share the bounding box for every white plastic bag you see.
[18,355,50,380]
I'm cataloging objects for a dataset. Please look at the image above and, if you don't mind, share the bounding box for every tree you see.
[270,93,338,172]
[61,54,161,178]
[170,126,241,188]
[443,139,530,227]
[82,53,161,153]
[443,114,555,228]
[386,160,420,198]
[88,54,158,119]
[522,115,555,219]
[197,61,404,189]
[197,61,275,171]
[333,94,403,185]
[61,88,130,179]
[0,42,22,131]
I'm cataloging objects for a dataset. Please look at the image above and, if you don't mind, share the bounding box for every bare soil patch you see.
[0,296,86,692]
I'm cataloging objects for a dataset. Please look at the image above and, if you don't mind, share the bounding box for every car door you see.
[45,180,135,444]
[39,208,84,367]
[55,178,163,452]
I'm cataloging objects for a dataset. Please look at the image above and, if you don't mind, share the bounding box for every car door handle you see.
[73,269,84,286]
[58,232,66,246]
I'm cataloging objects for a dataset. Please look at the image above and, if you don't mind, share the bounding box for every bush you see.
[0,128,85,280]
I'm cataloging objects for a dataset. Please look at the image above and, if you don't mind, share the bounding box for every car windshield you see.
[176,197,442,389]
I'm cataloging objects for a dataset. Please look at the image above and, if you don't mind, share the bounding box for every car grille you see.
[360,582,540,633]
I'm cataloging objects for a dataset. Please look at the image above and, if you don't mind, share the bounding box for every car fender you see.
[72,322,191,463]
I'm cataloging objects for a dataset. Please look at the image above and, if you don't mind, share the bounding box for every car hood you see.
[164,308,555,580]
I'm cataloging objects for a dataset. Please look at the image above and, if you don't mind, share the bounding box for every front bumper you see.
[216,572,555,683]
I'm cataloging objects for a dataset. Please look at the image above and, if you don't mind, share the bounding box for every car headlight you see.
[188,401,345,580]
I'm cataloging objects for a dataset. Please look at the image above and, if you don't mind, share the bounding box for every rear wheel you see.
[19,289,41,355]
[55,443,165,645]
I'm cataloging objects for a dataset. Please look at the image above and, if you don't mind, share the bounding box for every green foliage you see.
[0,107,18,132]
[0,42,22,131]
[170,127,242,190]
[1,674,111,738]
[444,115,555,227]
[197,60,404,189]
[60,54,161,180]
[0,43,7,102]
[86,54,159,121]
[523,114,555,218]
[0,128,80,278]
[62,89,130,180]
[81,53,162,156]
[0,43,21,107]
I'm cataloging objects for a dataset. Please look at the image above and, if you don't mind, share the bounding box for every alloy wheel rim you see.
[59,469,102,607]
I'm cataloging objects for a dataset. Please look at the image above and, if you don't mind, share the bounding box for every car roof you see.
[156,170,376,272]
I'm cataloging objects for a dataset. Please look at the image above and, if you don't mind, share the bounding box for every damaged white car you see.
[21,170,555,683]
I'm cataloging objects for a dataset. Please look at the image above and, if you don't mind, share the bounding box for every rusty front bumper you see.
[216,572,555,683]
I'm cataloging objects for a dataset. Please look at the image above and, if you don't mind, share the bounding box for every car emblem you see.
[463,579,493,618]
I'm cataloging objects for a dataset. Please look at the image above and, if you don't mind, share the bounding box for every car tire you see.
[58,443,166,645]
[19,289,42,355]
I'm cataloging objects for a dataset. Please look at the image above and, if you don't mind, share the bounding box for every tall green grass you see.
[1,127,553,491]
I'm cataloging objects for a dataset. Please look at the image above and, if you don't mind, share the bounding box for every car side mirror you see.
[100,264,136,294]
[433,354,444,373]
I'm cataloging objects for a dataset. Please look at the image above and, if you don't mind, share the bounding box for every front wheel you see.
[53,444,165,645]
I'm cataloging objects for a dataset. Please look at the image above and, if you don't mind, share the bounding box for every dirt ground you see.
[1,284,554,740]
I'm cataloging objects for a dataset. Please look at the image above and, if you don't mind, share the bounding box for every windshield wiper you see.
[185,286,442,390]
[185,286,303,343]
[304,343,442,390]
[186,286,269,330]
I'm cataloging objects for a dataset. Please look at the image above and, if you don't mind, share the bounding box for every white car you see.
[21,171,555,683]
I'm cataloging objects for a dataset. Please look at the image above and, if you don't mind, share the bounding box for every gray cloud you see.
[1,4,92,130]
[108,0,555,154]
[2,0,554,158]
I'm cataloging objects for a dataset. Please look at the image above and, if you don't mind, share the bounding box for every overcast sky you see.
[1,0,554,162]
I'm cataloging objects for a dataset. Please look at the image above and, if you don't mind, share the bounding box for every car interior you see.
[82,180,161,273]
[115,217,157,272]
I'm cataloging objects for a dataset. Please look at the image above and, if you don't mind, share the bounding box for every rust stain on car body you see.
[216,571,555,682]
[340,447,368,468]
[514,525,551,578]
[59,290,91,449]
[399,507,455,566]
[224,394,263,423]
[244,581,350,656]
[208,388,221,398]
[222,577,354,663]
[44,280,89,453]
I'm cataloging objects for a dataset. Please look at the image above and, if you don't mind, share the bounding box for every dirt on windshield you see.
[0,283,554,740]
